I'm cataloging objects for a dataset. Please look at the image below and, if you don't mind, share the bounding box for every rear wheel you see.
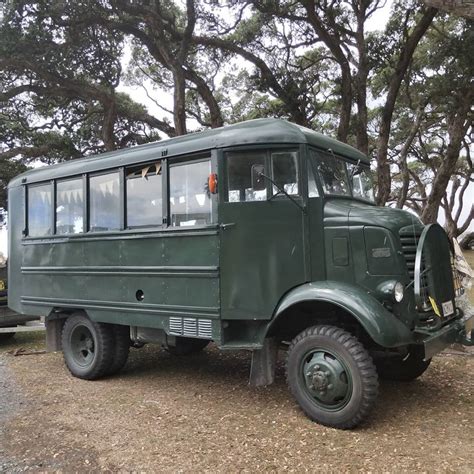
[165,337,210,356]
[286,325,378,429]
[61,314,114,380]
[374,346,431,381]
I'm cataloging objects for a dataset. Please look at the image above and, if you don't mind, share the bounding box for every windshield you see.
[347,163,375,201]
[310,149,375,202]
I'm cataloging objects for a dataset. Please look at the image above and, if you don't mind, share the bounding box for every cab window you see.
[226,151,266,202]
[271,151,298,196]
[307,162,320,198]
[311,150,350,197]
[226,149,299,202]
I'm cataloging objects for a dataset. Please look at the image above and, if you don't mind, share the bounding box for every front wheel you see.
[286,325,378,429]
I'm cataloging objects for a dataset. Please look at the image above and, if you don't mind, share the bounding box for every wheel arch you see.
[266,281,414,348]
[46,307,88,321]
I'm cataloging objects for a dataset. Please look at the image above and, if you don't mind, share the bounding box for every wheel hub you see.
[70,325,95,367]
[311,369,330,392]
[302,350,350,408]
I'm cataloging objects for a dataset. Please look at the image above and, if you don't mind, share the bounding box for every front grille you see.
[400,226,431,302]
[399,228,430,309]
[400,224,458,322]
[399,231,419,280]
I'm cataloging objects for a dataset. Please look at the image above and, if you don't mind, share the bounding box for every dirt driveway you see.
[0,332,473,472]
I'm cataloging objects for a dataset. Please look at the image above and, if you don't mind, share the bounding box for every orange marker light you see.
[208,173,218,194]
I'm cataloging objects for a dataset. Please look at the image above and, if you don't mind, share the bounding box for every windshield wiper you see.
[257,172,305,213]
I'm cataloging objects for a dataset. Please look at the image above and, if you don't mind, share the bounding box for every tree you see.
[0,0,471,238]
[385,14,473,237]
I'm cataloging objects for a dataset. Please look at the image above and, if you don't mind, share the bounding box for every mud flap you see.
[46,318,64,352]
[249,337,278,387]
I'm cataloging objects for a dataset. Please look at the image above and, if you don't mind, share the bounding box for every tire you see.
[61,313,114,380]
[286,325,378,429]
[106,325,130,376]
[374,346,431,381]
[0,331,15,343]
[165,337,210,356]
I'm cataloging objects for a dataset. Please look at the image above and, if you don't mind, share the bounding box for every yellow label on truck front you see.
[429,296,441,317]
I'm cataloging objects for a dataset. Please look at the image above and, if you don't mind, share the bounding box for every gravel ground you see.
[0,331,473,473]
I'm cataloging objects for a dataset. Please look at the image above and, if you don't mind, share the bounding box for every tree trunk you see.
[354,6,369,155]
[375,7,437,206]
[102,96,117,151]
[173,69,187,136]
[396,107,426,208]
[421,94,472,223]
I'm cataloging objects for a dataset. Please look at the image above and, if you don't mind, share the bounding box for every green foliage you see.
[0,0,472,234]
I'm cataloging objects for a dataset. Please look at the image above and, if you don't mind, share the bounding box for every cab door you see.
[219,146,307,320]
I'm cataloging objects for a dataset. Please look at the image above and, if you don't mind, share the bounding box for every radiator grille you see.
[399,228,430,309]
[169,317,213,339]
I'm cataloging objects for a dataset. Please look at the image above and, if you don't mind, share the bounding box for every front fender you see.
[272,281,414,348]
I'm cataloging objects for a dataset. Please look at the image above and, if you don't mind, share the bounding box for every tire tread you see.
[286,325,378,429]
[61,314,114,380]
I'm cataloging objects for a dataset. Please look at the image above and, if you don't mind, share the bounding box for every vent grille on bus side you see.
[169,317,213,339]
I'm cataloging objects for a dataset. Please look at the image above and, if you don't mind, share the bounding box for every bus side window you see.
[226,151,267,202]
[28,183,52,237]
[271,151,299,196]
[89,172,120,232]
[56,178,84,234]
[126,162,163,228]
[169,159,213,227]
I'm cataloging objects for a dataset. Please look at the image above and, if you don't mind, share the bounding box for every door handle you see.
[220,223,236,230]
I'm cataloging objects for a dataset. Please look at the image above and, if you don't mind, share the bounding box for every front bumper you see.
[416,314,474,360]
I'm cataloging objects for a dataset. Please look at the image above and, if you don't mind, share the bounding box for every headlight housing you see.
[376,280,404,303]
[393,281,404,303]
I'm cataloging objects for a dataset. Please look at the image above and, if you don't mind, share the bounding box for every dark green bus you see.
[8,119,473,429]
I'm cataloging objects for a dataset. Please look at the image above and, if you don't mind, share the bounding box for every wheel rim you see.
[300,348,352,411]
[70,324,95,367]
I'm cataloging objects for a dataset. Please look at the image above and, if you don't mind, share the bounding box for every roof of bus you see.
[9,118,369,186]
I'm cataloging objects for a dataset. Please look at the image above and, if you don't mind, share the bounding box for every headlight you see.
[394,281,404,302]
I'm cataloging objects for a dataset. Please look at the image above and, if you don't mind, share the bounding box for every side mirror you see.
[251,164,266,191]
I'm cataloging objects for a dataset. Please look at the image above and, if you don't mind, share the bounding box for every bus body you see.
[8,119,473,428]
